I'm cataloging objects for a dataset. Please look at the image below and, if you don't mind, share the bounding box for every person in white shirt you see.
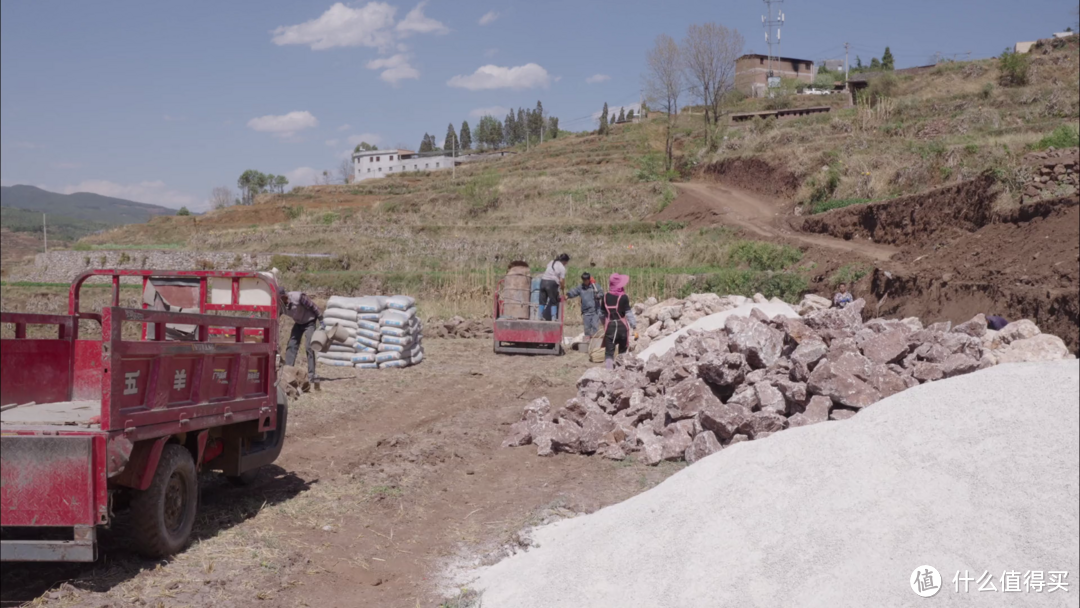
[539,253,570,321]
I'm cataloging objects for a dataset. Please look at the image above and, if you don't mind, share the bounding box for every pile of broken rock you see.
[632,292,834,354]
[504,300,1072,465]
[424,316,493,339]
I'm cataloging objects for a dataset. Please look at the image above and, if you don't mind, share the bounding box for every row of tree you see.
[597,104,636,135]
[236,170,289,205]
[415,102,561,154]
[643,22,745,169]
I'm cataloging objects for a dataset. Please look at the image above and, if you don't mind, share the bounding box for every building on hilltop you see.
[734,54,817,98]
[352,149,455,182]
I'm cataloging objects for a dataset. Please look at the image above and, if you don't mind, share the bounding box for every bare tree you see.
[643,34,684,171]
[320,170,334,186]
[338,158,353,184]
[682,23,744,148]
[210,186,234,209]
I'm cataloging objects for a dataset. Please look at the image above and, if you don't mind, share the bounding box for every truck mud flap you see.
[237,400,288,473]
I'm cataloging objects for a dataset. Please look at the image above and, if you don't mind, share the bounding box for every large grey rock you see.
[725,316,785,369]
[859,329,910,365]
[698,402,753,441]
[912,362,944,383]
[684,431,722,464]
[661,420,696,461]
[804,298,865,332]
[790,339,828,381]
[748,410,787,437]
[807,358,882,409]
[577,368,615,391]
[727,385,759,410]
[774,378,808,411]
[644,352,675,381]
[667,378,722,420]
[803,395,832,424]
[754,382,787,415]
[579,412,617,453]
[829,408,858,421]
[865,364,909,399]
[503,421,532,447]
[941,353,980,378]
[533,421,582,456]
[952,314,987,338]
[637,428,664,465]
[998,320,1040,345]
[698,352,749,388]
[992,334,1072,364]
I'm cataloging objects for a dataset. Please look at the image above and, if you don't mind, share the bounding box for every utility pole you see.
[43,213,48,254]
[540,108,545,145]
[844,42,850,81]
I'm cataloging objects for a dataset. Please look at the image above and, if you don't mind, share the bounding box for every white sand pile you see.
[466,360,1080,607]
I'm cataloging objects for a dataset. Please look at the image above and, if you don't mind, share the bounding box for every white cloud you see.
[61,180,201,210]
[366,54,419,85]
[478,11,499,26]
[246,111,319,137]
[586,74,611,84]
[346,133,383,146]
[285,167,325,187]
[484,48,498,58]
[337,123,352,131]
[469,106,510,118]
[395,1,448,36]
[271,2,398,50]
[447,63,551,90]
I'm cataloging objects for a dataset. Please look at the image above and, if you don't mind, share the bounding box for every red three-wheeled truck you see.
[1,269,288,561]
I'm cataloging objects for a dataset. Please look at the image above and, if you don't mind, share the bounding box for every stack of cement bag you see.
[316,295,423,370]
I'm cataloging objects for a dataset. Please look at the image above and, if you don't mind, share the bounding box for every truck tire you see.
[130,444,198,558]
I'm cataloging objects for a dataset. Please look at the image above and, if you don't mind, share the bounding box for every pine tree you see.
[870,57,881,70]
[444,123,458,152]
[504,111,517,146]
[881,47,895,71]
[531,100,544,139]
[599,102,609,135]
[548,116,559,139]
[627,109,635,120]
[855,56,864,69]
[459,121,472,150]
[516,108,527,144]
[418,133,431,153]
[492,119,504,148]
[617,107,626,123]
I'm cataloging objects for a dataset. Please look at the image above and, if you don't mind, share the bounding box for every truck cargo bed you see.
[0,401,100,427]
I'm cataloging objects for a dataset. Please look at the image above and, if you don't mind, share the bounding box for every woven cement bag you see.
[382,333,416,347]
[358,312,381,322]
[380,308,418,328]
[356,327,383,341]
[385,295,416,312]
[379,359,411,369]
[324,318,360,331]
[381,319,420,338]
[353,352,378,364]
[358,319,382,332]
[356,335,381,349]
[355,362,380,370]
[317,357,354,367]
[410,350,425,365]
[323,308,358,323]
[375,350,403,364]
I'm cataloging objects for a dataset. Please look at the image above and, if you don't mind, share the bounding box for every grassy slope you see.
[699,39,1079,210]
[69,41,1079,315]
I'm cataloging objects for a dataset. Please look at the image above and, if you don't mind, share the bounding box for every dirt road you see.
[656,182,898,261]
[0,339,683,608]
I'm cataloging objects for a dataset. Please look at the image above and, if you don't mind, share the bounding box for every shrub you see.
[680,269,808,303]
[460,171,500,214]
[997,48,1030,87]
[980,82,994,100]
[321,212,339,225]
[807,166,842,204]
[1032,125,1080,150]
[829,264,872,287]
[284,206,304,220]
[636,151,678,182]
[811,198,871,214]
[728,241,803,272]
[72,242,92,251]
[176,207,191,216]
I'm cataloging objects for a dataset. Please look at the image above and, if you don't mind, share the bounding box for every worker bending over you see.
[278,286,322,386]
[566,272,602,338]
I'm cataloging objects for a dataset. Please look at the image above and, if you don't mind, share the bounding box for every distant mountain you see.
[0,185,175,225]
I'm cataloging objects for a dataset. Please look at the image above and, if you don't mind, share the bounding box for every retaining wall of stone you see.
[6,250,274,283]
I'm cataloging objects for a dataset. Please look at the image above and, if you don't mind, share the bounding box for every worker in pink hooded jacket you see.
[598,273,637,370]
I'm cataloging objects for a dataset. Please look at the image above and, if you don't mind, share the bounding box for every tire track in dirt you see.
[655,182,898,262]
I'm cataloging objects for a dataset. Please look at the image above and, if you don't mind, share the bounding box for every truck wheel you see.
[130,444,198,558]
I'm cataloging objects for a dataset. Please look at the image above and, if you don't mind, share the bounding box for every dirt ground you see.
[0,338,685,608]
[654,182,899,261]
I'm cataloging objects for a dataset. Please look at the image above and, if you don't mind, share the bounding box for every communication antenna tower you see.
[762,0,785,88]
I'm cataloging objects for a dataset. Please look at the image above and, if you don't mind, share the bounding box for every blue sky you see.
[1,0,1075,210]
